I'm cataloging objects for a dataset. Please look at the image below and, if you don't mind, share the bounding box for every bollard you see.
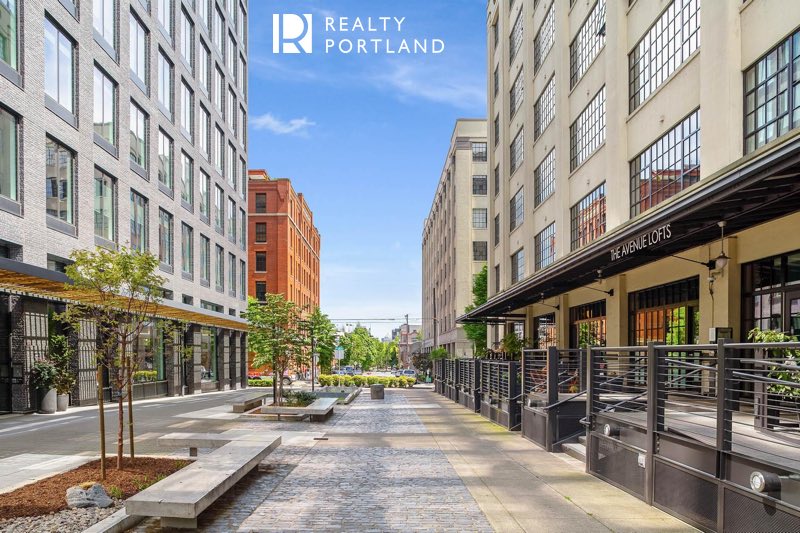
[370,384,385,400]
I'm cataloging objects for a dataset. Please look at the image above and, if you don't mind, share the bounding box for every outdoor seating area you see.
[240,396,337,422]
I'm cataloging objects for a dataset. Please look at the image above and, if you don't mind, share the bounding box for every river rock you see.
[66,483,113,509]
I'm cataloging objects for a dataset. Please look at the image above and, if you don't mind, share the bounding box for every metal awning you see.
[460,130,800,323]
[0,258,248,331]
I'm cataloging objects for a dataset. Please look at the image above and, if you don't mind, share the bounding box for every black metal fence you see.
[479,360,520,430]
[587,341,800,532]
[456,358,479,411]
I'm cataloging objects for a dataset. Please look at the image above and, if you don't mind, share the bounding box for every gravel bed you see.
[0,501,123,533]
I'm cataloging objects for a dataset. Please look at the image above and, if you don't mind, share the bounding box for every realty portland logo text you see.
[273,14,445,55]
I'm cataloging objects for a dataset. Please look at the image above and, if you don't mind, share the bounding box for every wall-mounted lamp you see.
[749,470,800,494]
[672,221,730,271]
[587,269,614,297]
[538,293,560,311]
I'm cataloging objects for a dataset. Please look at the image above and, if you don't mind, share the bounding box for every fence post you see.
[715,338,730,533]
[585,346,596,474]
[547,346,559,406]
[645,341,658,505]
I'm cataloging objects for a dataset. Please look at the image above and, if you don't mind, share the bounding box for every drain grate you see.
[313,437,329,441]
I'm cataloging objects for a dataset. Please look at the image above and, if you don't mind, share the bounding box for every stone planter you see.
[39,388,57,414]
[57,393,69,412]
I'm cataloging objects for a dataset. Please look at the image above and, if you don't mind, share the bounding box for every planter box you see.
[314,386,361,404]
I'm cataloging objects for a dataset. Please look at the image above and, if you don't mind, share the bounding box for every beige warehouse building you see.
[422,119,488,357]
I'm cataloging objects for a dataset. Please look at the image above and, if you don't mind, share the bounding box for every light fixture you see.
[538,293,560,311]
[671,221,730,271]
[750,471,781,493]
[588,269,614,297]
[602,423,619,437]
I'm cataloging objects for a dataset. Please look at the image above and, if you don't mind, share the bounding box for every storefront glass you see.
[532,313,557,349]
[200,327,217,381]
[629,277,699,345]
[743,251,800,336]
[133,322,164,381]
[570,300,607,348]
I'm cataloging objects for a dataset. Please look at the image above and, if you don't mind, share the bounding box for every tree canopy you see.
[463,265,488,354]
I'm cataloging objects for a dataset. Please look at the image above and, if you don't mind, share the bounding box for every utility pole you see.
[405,314,409,367]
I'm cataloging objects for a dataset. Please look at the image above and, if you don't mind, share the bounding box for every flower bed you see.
[318,374,416,388]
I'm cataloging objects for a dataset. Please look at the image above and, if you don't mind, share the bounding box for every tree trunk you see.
[127,352,135,459]
[116,391,124,470]
[97,362,106,480]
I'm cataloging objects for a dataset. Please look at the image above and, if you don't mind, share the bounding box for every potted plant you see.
[31,360,58,414]
[50,334,76,411]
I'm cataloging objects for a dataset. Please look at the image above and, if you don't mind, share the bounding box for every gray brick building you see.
[0,0,249,412]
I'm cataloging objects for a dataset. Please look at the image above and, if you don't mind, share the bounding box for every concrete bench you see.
[305,397,337,422]
[126,432,281,528]
[232,393,270,413]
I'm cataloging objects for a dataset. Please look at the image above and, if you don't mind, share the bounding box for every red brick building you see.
[247,170,321,311]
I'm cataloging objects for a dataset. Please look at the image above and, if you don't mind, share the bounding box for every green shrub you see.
[317,374,415,388]
[133,370,158,383]
[106,485,123,499]
[248,378,274,387]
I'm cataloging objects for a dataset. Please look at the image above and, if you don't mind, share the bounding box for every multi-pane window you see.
[509,12,523,63]
[93,67,116,146]
[255,251,266,271]
[228,253,236,296]
[533,2,555,72]
[0,108,18,201]
[214,126,224,173]
[159,209,174,266]
[200,234,210,282]
[129,102,148,169]
[511,248,525,284]
[199,105,210,158]
[157,51,173,114]
[94,169,115,241]
[534,149,556,206]
[494,214,500,246]
[157,0,173,37]
[0,0,17,70]
[472,175,487,195]
[45,138,73,224]
[510,68,524,118]
[227,197,236,241]
[215,245,224,290]
[472,208,488,229]
[629,0,700,111]
[181,223,193,275]
[93,0,116,47]
[535,223,556,271]
[180,9,194,70]
[533,75,555,139]
[630,110,700,216]
[198,41,210,93]
[255,222,266,242]
[180,81,193,138]
[255,281,266,301]
[509,187,524,232]
[130,191,148,252]
[510,128,524,174]
[255,193,267,213]
[130,14,147,87]
[180,152,193,206]
[570,0,606,88]
[744,30,800,154]
[570,86,606,171]
[214,185,224,231]
[157,130,173,189]
[44,19,74,113]
[472,142,487,162]
[199,170,210,219]
[570,183,606,250]
[473,241,488,261]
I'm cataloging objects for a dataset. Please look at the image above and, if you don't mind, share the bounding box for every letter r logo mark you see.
[273,14,313,54]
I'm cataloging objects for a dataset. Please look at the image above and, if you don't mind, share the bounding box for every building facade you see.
[0,0,249,412]
[422,119,488,357]
[396,323,421,367]
[247,170,320,310]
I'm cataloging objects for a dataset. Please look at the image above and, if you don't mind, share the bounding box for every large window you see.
[213,7,224,54]
[629,0,700,111]
[472,208,487,229]
[227,33,236,75]
[629,277,699,345]
[45,138,73,224]
[180,152,193,206]
[511,248,525,284]
[0,108,18,201]
[129,13,147,87]
[255,222,266,242]
[226,142,236,186]
[240,259,246,299]
[494,214,500,246]
[130,191,148,252]
[199,170,210,218]
[255,193,266,213]
[570,301,607,348]
[509,12,523,63]
[228,253,236,296]
[534,149,555,207]
[44,19,74,113]
[129,102,147,169]
[227,197,236,241]
[472,175,487,195]
[534,76,555,139]
[214,125,224,173]
[570,183,606,250]
[158,209,174,266]
[570,0,605,88]
[180,9,193,70]
[0,0,18,70]
[181,223,193,275]
[510,128,524,174]
[199,105,210,158]
[94,169,115,241]
[93,0,116,48]
[197,0,209,28]
[742,251,800,336]
[198,41,210,93]
[239,208,246,249]
[214,185,224,231]
[215,244,224,290]
[533,313,557,349]
[255,251,266,272]
[473,241,488,261]
[255,281,266,301]
[533,2,555,72]
[157,130,173,189]
[472,142,487,162]
[214,66,224,112]
[630,110,700,216]
[570,86,605,171]
[180,81,194,139]
[744,29,800,154]
[93,67,116,146]
[227,87,236,131]
[157,0,173,37]
[534,223,555,271]
[510,69,524,118]
[157,51,173,114]
[509,187,523,232]
[200,234,210,282]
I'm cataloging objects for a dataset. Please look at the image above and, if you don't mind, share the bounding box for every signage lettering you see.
[610,224,672,262]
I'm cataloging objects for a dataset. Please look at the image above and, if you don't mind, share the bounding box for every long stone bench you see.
[231,393,271,413]
[306,397,337,422]
[250,396,337,422]
[126,432,281,528]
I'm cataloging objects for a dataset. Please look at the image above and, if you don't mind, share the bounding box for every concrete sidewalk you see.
[410,389,695,532]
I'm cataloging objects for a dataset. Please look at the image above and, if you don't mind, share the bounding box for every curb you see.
[82,509,144,533]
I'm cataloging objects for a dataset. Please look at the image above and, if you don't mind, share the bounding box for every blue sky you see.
[248,1,487,338]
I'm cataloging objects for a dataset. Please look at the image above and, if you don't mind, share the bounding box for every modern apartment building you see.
[0,0,249,411]
[247,170,320,310]
[422,119,488,357]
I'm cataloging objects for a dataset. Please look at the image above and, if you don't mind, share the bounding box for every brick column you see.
[220,329,231,390]
[186,325,202,394]
[229,332,239,389]
[163,323,180,396]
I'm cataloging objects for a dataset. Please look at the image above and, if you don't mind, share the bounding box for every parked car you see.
[401,369,417,380]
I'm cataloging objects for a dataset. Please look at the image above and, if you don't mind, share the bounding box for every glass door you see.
[786,292,800,338]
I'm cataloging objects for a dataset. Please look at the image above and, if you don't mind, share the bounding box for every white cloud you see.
[372,62,485,111]
[251,113,317,136]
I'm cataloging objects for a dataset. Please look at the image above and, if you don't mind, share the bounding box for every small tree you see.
[501,331,527,360]
[246,295,304,406]
[463,266,488,353]
[59,247,164,476]
[306,307,336,375]
[412,351,432,377]
[50,334,76,396]
[430,347,449,360]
